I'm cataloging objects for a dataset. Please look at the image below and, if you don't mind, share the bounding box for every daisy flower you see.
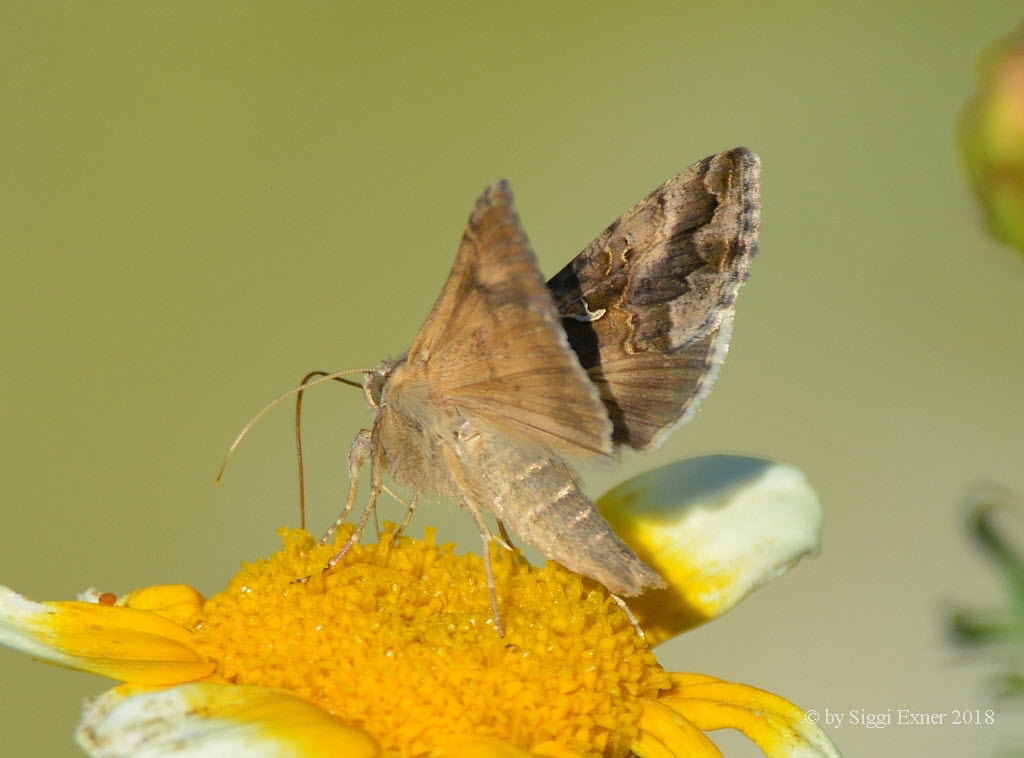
[0,456,841,757]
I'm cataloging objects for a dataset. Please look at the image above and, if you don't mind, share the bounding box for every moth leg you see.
[610,594,645,640]
[322,436,382,572]
[322,486,375,571]
[320,429,371,546]
[437,441,506,636]
[289,431,377,584]
[394,491,420,538]
[378,484,417,538]
[463,501,505,638]
[497,521,515,551]
[293,492,376,585]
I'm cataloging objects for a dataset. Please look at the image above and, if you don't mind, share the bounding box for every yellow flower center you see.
[190,527,670,757]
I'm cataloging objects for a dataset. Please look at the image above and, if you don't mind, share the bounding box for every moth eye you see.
[367,373,386,408]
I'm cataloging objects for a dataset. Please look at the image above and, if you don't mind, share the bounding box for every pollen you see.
[190,526,670,757]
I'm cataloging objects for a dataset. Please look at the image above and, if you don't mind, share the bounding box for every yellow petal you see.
[76,682,380,757]
[660,674,842,758]
[597,456,822,645]
[634,699,723,758]
[120,584,205,627]
[629,732,678,758]
[0,585,214,684]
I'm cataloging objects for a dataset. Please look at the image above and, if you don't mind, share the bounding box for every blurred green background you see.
[2,2,1022,756]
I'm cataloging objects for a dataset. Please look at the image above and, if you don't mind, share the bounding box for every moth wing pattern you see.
[404,180,614,460]
[546,147,761,450]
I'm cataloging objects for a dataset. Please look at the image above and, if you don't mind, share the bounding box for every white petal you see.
[0,586,68,663]
[598,456,823,635]
[0,585,212,682]
[77,683,379,758]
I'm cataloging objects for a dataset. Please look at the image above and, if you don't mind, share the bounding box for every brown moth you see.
[322,148,760,632]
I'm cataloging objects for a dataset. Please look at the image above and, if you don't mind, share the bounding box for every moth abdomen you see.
[463,431,665,597]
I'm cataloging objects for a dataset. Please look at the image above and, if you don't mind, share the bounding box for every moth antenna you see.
[216,367,371,485]
[295,370,363,530]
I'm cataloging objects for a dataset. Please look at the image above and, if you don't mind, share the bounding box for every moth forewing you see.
[409,181,615,461]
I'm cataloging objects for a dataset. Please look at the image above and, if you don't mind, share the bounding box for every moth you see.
[314,148,760,632]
